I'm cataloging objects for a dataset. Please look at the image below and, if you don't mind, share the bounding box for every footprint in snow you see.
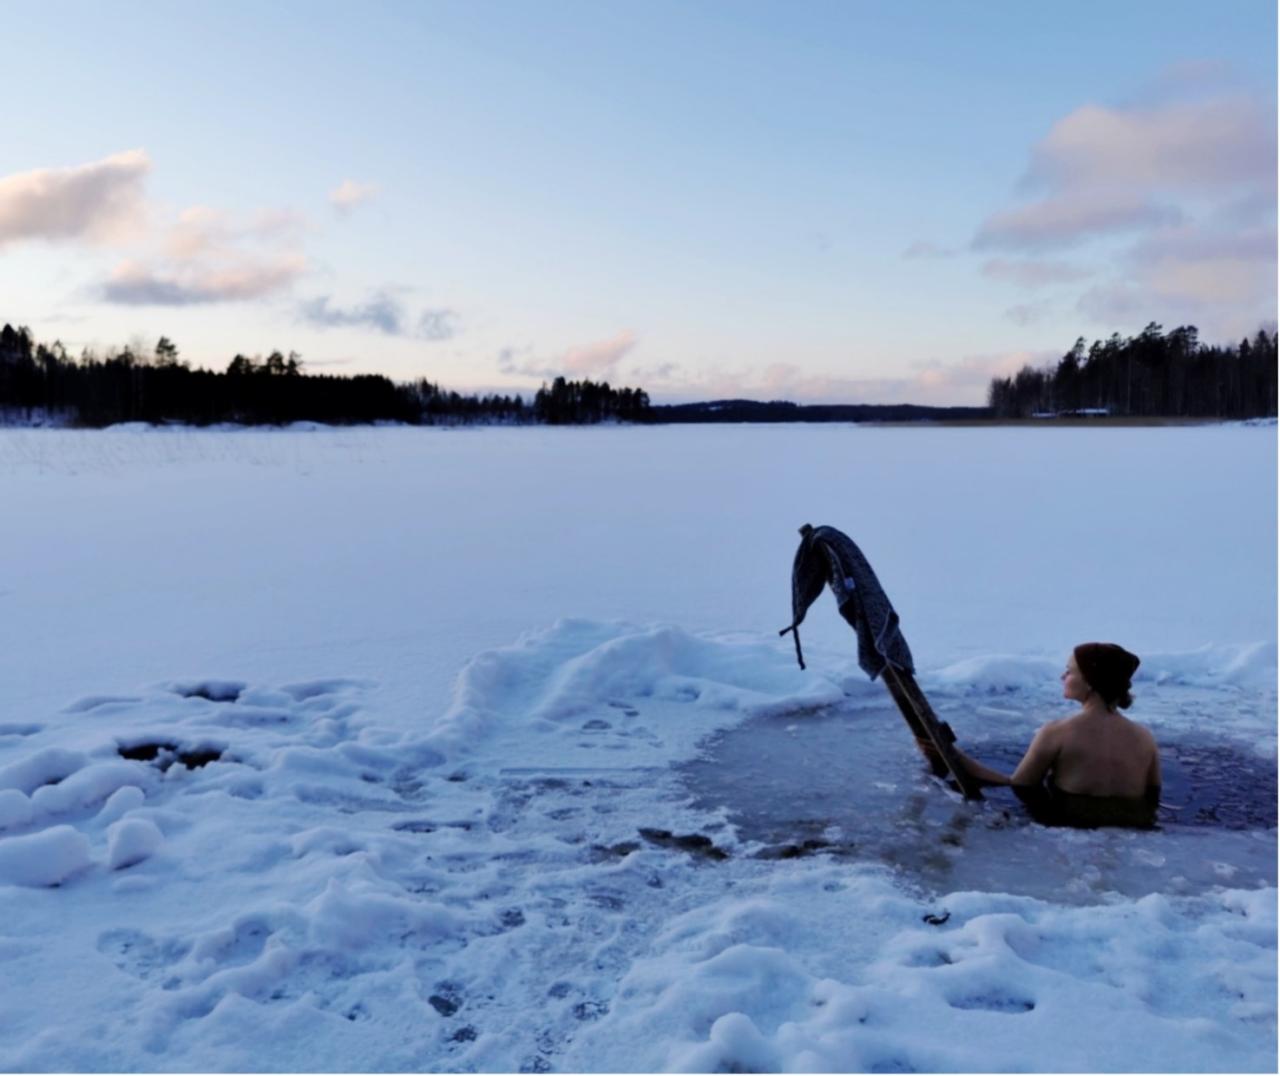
[97,929,189,981]
[948,993,1035,1013]
[189,916,273,968]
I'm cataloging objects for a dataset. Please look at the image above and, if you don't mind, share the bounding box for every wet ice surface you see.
[680,699,1276,903]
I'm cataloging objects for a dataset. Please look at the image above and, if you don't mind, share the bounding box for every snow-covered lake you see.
[0,423,1274,1072]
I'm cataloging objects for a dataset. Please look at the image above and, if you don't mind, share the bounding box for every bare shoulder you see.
[1130,720,1158,749]
[1035,716,1068,738]
[1030,718,1067,747]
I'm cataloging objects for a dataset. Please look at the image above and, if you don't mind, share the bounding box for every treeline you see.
[988,324,1278,419]
[0,324,653,427]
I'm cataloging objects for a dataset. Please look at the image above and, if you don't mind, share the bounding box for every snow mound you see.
[0,825,92,886]
[424,618,845,762]
[106,817,164,869]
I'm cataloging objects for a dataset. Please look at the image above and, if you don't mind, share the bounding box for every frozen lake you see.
[0,422,1273,1072]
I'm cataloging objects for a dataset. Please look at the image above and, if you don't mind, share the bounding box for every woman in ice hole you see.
[952,643,1161,825]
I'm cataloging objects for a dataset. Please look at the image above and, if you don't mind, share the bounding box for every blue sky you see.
[2,0,1275,403]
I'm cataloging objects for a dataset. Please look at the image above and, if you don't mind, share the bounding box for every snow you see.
[0,423,1273,1072]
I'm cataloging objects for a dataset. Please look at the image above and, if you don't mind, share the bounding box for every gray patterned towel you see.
[779,523,914,679]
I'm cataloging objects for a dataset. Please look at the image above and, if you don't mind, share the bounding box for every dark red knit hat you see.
[1074,642,1140,706]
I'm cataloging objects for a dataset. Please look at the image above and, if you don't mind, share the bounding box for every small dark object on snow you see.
[429,994,460,1017]
[638,827,729,860]
[755,838,836,860]
[923,911,951,926]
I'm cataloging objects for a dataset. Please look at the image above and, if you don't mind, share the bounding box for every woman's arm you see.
[944,722,1061,789]
[951,747,1013,787]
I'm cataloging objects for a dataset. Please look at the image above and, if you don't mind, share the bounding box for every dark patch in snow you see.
[638,827,730,860]
[393,820,437,834]
[172,681,244,703]
[755,838,854,860]
[117,741,224,771]
[573,999,609,1021]
[428,982,463,1016]
[949,994,1035,1013]
[922,910,951,926]
[451,1025,477,1042]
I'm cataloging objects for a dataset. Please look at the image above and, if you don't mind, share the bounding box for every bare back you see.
[1039,710,1160,798]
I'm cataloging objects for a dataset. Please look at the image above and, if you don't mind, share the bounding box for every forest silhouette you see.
[988,323,1277,419]
[0,325,650,427]
[0,321,1274,426]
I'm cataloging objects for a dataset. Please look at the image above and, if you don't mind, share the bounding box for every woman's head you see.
[1069,642,1140,710]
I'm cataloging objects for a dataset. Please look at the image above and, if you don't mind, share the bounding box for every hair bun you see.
[1074,642,1140,709]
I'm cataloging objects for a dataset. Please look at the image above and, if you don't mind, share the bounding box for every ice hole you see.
[117,742,225,771]
[679,703,1276,903]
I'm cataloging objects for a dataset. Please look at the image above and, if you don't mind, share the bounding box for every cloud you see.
[981,258,1093,288]
[975,82,1275,338]
[418,308,457,341]
[976,193,1181,251]
[976,92,1275,252]
[300,292,404,334]
[298,293,458,339]
[329,179,379,214]
[165,205,308,260]
[563,331,637,377]
[0,149,150,248]
[1022,97,1273,196]
[497,331,638,380]
[103,255,306,305]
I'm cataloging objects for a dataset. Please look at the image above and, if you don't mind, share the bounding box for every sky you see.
[2,0,1275,405]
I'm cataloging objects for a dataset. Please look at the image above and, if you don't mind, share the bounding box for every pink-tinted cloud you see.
[562,330,638,377]
[977,82,1275,338]
[981,258,1093,288]
[1024,96,1274,195]
[976,92,1275,252]
[496,332,640,381]
[976,191,1181,250]
[329,179,379,214]
[103,255,306,305]
[165,205,308,260]
[0,150,150,248]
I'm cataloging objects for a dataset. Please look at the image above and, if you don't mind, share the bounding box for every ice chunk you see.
[30,762,153,815]
[0,825,92,886]
[0,790,34,831]
[0,748,88,794]
[106,818,164,870]
[95,786,146,825]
